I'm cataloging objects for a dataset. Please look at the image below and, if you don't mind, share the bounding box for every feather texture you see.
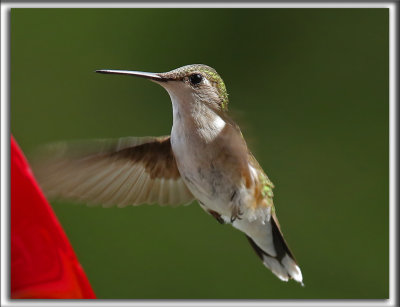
[31,136,194,207]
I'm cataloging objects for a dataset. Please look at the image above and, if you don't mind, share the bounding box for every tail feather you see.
[270,214,296,262]
[246,215,303,285]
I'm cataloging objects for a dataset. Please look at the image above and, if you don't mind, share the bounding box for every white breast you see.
[164,81,243,216]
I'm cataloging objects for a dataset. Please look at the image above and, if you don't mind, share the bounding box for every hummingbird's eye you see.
[189,73,203,85]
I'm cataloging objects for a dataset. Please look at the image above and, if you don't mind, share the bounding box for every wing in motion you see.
[31,136,194,207]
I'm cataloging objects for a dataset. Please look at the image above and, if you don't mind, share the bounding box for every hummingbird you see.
[32,64,303,285]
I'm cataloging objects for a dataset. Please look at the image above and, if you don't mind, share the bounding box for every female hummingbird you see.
[33,64,303,284]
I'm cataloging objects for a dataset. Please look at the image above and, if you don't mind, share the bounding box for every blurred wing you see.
[31,136,195,207]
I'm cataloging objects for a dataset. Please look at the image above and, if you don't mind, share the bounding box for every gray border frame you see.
[1,2,397,307]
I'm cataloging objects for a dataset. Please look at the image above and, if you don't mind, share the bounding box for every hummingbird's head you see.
[158,64,229,111]
[96,64,229,112]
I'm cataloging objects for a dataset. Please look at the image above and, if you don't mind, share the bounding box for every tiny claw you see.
[230,208,243,223]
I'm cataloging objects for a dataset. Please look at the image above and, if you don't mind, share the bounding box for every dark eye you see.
[189,73,203,85]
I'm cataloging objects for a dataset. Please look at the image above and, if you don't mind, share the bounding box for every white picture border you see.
[1,2,397,307]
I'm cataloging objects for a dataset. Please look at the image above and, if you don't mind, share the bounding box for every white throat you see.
[163,82,226,143]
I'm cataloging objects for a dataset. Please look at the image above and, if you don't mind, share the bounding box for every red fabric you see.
[11,136,96,299]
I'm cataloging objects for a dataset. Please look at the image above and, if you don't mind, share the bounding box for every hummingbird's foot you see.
[230,207,243,223]
[207,209,226,224]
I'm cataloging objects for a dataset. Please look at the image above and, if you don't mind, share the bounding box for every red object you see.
[11,136,96,299]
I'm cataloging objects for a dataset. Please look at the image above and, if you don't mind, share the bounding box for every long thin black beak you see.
[95,69,165,82]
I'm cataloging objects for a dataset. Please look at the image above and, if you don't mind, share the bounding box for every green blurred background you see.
[11,9,389,299]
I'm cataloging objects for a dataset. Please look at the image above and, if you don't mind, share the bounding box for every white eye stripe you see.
[203,78,211,86]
